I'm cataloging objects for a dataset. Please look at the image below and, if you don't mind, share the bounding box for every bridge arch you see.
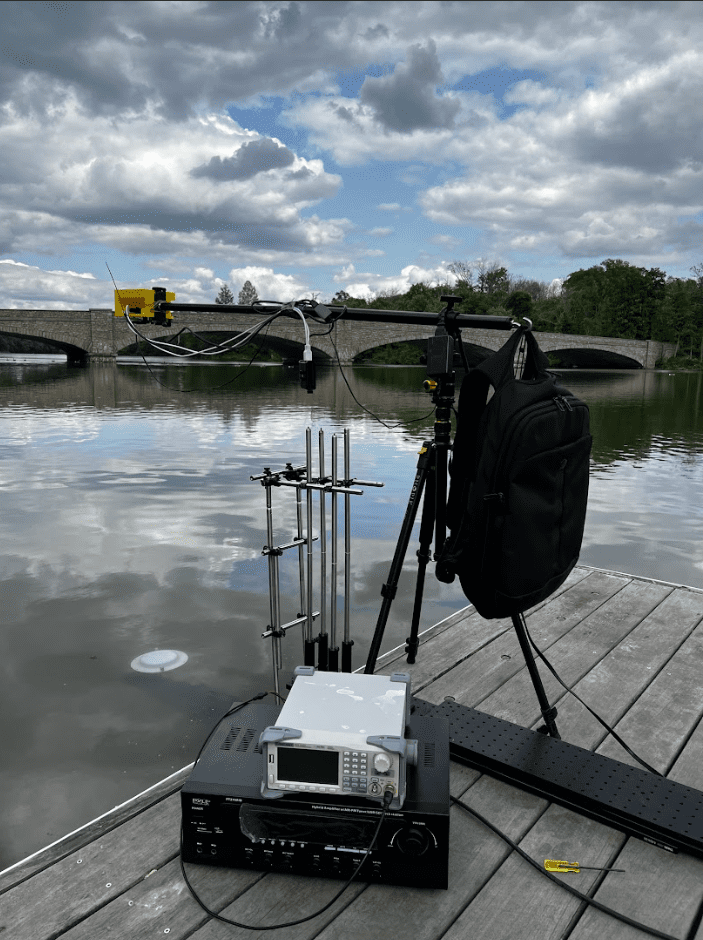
[0,328,87,363]
[546,347,642,369]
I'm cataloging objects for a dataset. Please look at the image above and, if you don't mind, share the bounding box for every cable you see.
[180,776,393,931]
[329,331,436,431]
[450,793,679,940]
[517,611,664,777]
[122,303,280,358]
[107,267,440,422]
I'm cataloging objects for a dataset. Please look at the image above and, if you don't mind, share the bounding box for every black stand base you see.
[411,696,703,860]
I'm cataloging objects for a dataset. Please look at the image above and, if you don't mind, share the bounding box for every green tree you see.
[476,260,509,295]
[655,278,703,358]
[561,259,665,339]
[447,260,476,291]
[215,284,234,304]
[530,297,565,333]
[505,290,533,321]
[238,280,259,305]
[561,265,607,335]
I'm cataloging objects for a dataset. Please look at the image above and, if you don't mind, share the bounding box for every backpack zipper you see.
[488,395,582,492]
[554,395,573,413]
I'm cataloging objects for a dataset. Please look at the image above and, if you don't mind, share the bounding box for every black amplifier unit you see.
[181,696,450,889]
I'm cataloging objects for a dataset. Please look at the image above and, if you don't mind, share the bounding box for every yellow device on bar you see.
[113,288,174,325]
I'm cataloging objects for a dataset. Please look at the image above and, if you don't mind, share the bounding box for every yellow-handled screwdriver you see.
[545,859,626,873]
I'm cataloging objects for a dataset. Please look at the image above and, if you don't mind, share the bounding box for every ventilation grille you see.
[221,725,258,752]
[422,741,436,767]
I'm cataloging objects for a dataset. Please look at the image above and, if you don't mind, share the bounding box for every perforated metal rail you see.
[411,696,703,858]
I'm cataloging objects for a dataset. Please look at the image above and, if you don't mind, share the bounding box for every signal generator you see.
[259,667,417,810]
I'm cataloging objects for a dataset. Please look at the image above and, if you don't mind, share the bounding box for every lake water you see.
[0,359,702,870]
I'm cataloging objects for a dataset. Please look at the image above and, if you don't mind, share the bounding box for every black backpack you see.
[435,326,592,619]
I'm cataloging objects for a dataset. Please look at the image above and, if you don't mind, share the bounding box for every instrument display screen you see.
[277,746,338,785]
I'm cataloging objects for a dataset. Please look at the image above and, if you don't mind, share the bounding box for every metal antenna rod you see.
[263,476,283,698]
[317,429,328,670]
[342,428,354,672]
[294,481,307,661]
[328,434,340,672]
[304,428,316,666]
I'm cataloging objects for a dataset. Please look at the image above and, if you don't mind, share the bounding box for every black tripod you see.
[363,296,560,739]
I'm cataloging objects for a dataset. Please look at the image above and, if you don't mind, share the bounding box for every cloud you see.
[0,94,344,260]
[333,261,458,299]
[225,266,311,300]
[0,1,702,300]
[0,259,102,309]
[358,39,460,133]
[191,137,296,181]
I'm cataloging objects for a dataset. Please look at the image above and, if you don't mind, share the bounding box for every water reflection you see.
[0,360,702,870]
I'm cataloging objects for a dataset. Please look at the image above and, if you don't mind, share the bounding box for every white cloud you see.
[334,261,458,298]
[0,1,702,303]
[226,266,312,300]
[0,91,344,258]
[0,259,103,309]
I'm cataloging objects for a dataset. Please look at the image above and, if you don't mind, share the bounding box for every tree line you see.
[214,260,703,366]
[330,259,703,364]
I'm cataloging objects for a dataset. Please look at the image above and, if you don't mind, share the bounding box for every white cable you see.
[123,306,280,358]
[281,302,312,359]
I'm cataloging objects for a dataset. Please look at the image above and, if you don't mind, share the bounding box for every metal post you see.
[295,482,307,661]
[329,434,340,672]
[304,428,316,666]
[264,476,282,698]
[342,428,354,672]
[317,429,328,671]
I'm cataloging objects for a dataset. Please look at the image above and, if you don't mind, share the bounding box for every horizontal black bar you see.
[411,696,703,859]
[152,301,515,331]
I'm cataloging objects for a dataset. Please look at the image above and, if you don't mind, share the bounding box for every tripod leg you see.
[364,443,434,674]
[511,612,560,738]
[405,454,436,664]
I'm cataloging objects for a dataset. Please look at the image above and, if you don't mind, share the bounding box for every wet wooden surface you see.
[2,565,703,939]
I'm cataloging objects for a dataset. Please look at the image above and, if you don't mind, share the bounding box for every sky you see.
[1,0,702,310]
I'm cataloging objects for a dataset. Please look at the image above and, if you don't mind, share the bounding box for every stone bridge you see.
[0,308,676,368]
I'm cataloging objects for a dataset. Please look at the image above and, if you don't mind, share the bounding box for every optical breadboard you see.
[411,696,703,859]
[181,696,450,888]
[260,667,416,809]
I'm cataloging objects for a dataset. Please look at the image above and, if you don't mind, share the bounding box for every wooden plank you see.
[59,856,264,940]
[441,801,626,940]
[478,579,671,728]
[309,773,549,940]
[566,837,703,940]
[183,868,369,940]
[524,586,703,753]
[0,763,193,894]
[0,791,184,940]
[595,610,703,776]
[416,570,629,707]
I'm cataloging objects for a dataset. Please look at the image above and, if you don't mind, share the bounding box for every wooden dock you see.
[3,564,703,939]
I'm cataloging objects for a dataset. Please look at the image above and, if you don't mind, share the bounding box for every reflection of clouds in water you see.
[585,453,703,554]
[0,407,102,446]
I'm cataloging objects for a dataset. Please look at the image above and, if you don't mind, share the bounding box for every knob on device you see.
[373,752,392,773]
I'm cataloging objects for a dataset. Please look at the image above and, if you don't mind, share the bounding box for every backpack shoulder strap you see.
[475,326,550,390]
[445,363,491,522]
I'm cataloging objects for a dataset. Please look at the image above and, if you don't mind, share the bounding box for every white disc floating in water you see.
[131,649,188,673]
